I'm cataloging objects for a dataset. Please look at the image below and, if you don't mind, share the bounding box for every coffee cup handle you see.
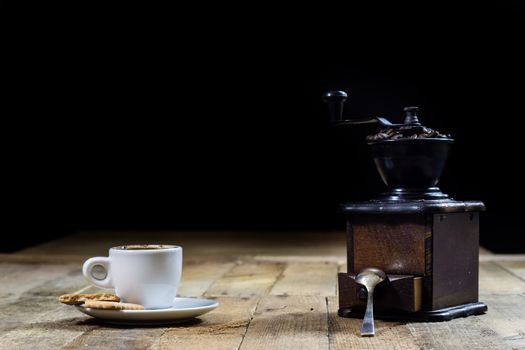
[82,257,113,289]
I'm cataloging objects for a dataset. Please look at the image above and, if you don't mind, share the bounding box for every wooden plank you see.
[150,296,258,350]
[0,253,88,264]
[53,296,256,350]
[407,316,507,349]
[177,261,235,297]
[270,263,337,296]
[338,263,347,273]
[63,325,166,349]
[0,270,100,349]
[2,230,525,350]
[496,260,525,281]
[0,263,79,304]
[18,231,346,260]
[18,268,88,298]
[479,261,525,294]
[0,267,92,332]
[326,296,420,350]
[239,295,329,350]
[404,260,524,350]
[0,252,235,265]
[205,262,284,298]
[0,296,66,333]
[479,247,493,255]
[480,254,525,262]
[478,293,525,349]
[68,297,241,350]
[0,262,33,277]
[0,304,96,350]
[252,255,345,264]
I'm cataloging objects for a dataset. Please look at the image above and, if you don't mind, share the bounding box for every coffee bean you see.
[366,126,451,142]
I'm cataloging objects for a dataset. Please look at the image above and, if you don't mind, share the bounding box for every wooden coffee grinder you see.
[323,91,487,336]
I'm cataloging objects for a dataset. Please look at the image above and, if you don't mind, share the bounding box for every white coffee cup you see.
[82,244,182,309]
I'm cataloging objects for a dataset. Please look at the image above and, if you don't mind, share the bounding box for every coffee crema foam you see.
[114,244,177,250]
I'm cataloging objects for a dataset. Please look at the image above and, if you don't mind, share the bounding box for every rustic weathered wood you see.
[496,260,525,281]
[338,263,347,273]
[252,255,345,264]
[0,304,96,350]
[239,295,329,350]
[0,267,100,349]
[479,261,525,293]
[348,212,484,313]
[17,231,346,260]
[177,261,235,297]
[406,316,507,350]
[63,324,166,349]
[150,296,258,350]
[431,212,480,309]
[0,264,79,310]
[351,215,429,275]
[478,246,492,255]
[0,263,79,301]
[327,296,421,349]
[270,262,337,296]
[1,231,524,350]
[478,293,525,349]
[479,254,525,262]
[204,262,284,298]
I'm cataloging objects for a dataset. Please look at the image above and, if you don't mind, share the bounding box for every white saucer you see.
[75,298,219,325]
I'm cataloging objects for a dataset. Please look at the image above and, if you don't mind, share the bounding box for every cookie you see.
[58,293,120,305]
[83,300,145,310]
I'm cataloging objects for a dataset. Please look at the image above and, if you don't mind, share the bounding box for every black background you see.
[6,3,525,252]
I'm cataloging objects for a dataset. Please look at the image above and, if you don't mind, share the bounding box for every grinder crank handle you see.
[322,91,399,127]
[355,267,387,336]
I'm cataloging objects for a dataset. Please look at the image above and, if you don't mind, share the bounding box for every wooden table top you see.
[1,231,524,349]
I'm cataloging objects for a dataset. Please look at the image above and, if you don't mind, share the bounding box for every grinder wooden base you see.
[340,199,486,322]
[338,302,487,322]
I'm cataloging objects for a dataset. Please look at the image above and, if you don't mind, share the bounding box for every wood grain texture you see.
[270,262,337,296]
[479,261,525,293]
[478,247,493,255]
[338,263,347,273]
[351,215,429,275]
[0,264,86,333]
[478,293,525,349]
[327,296,420,349]
[407,316,507,350]
[0,269,99,349]
[17,231,346,261]
[431,212,480,309]
[496,260,525,281]
[239,295,329,350]
[177,261,235,297]
[150,296,258,350]
[1,305,96,350]
[0,263,79,302]
[205,262,284,298]
[63,325,166,349]
[1,231,524,350]
[61,297,258,350]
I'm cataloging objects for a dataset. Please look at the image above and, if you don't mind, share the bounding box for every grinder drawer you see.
[338,272,422,312]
